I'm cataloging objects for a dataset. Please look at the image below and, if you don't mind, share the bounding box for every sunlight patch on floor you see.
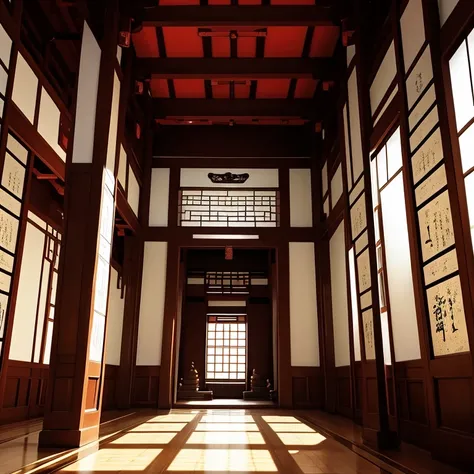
[186,431,266,445]
[111,432,177,445]
[167,448,278,472]
[196,422,260,432]
[130,422,187,432]
[61,448,162,471]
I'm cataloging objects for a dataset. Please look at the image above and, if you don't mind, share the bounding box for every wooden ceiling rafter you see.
[142,5,337,27]
[136,57,335,80]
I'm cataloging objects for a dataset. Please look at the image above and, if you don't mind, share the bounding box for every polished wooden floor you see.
[0,409,468,474]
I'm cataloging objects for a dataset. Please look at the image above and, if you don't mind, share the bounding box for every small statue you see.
[250,369,266,392]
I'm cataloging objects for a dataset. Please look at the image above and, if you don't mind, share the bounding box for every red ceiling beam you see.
[136,58,335,80]
[142,6,337,27]
[152,99,324,120]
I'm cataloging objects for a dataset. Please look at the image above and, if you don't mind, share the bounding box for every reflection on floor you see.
[57,410,392,473]
[175,399,276,408]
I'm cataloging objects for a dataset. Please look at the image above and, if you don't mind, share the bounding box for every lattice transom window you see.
[206,271,250,294]
[206,315,246,381]
[178,189,279,227]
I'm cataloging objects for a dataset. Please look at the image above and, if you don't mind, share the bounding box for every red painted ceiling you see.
[133,2,340,124]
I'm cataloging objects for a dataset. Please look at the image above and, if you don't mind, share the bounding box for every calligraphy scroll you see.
[406,46,434,110]
[351,194,367,240]
[412,128,443,184]
[0,271,11,293]
[423,249,458,285]
[363,309,376,360]
[0,293,8,338]
[0,208,19,254]
[427,275,470,356]
[415,165,447,206]
[418,190,455,262]
[0,188,21,216]
[0,249,13,273]
[357,249,371,292]
[1,153,25,199]
[410,106,439,152]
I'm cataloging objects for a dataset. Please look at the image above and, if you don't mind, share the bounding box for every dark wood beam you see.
[142,5,337,27]
[136,58,335,80]
[153,99,323,119]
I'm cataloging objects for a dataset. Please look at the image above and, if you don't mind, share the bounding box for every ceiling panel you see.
[265,27,307,57]
[294,78,317,98]
[174,79,206,98]
[163,27,203,57]
[150,79,170,98]
[309,26,340,57]
[132,27,159,58]
[256,79,290,98]
[212,37,231,57]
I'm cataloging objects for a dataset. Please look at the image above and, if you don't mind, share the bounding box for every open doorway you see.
[174,248,277,407]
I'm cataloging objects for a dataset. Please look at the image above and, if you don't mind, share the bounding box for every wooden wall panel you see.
[132,366,160,407]
[0,361,48,424]
[102,365,118,411]
[335,366,352,418]
[291,367,323,408]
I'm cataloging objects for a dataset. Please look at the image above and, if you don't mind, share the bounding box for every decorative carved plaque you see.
[362,309,376,360]
[427,275,470,357]
[208,172,249,184]
[418,190,455,262]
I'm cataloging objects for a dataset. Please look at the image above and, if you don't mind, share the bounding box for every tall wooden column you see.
[352,0,398,449]
[39,2,120,448]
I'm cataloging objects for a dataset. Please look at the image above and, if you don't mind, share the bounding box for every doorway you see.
[174,248,276,407]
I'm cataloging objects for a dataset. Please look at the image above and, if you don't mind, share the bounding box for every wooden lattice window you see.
[178,188,279,227]
[206,315,246,382]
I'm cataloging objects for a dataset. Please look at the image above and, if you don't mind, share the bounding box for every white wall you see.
[331,164,343,207]
[72,22,101,164]
[348,69,364,181]
[330,221,351,367]
[400,0,425,71]
[289,169,312,227]
[136,242,168,365]
[381,173,421,361]
[438,0,459,26]
[12,53,38,124]
[118,146,127,189]
[106,73,121,173]
[10,223,45,361]
[289,242,319,367]
[105,267,125,366]
[128,165,140,217]
[37,87,66,162]
[370,42,396,116]
[180,168,279,188]
[149,168,170,226]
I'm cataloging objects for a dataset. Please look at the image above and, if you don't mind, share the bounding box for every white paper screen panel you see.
[137,242,168,366]
[330,222,351,367]
[381,173,421,361]
[72,22,101,164]
[180,169,278,188]
[347,45,356,67]
[106,73,121,173]
[12,54,38,124]
[38,88,66,162]
[331,164,343,207]
[149,168,170,227]
[370,42,396,116]
[348,248,361,361]
[438,0,459,26]
[128,165,140,217]
[0,24,11,68]
[118,146,127,189]
[400,0,426,71]
[289,169,312,227]
[322,161,328,196]
[9,223,45,361]
[348,69,364,182]
[289,242,319,367]
[343,105,352,187]
[373,86,398,127]
[105,267,125,366]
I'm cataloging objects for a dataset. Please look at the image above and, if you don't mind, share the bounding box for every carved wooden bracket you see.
[208,172,249,184]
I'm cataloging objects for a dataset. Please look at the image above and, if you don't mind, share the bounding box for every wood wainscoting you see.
[102,365,119,411]
[394,359,429,449]
[335,365,352,418]
[132,366,160,407]
[291,367,324,408]
[0,360,49,424]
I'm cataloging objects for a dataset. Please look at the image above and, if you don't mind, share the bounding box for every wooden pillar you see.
[352,0,398,449]
[39,2,121,448]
